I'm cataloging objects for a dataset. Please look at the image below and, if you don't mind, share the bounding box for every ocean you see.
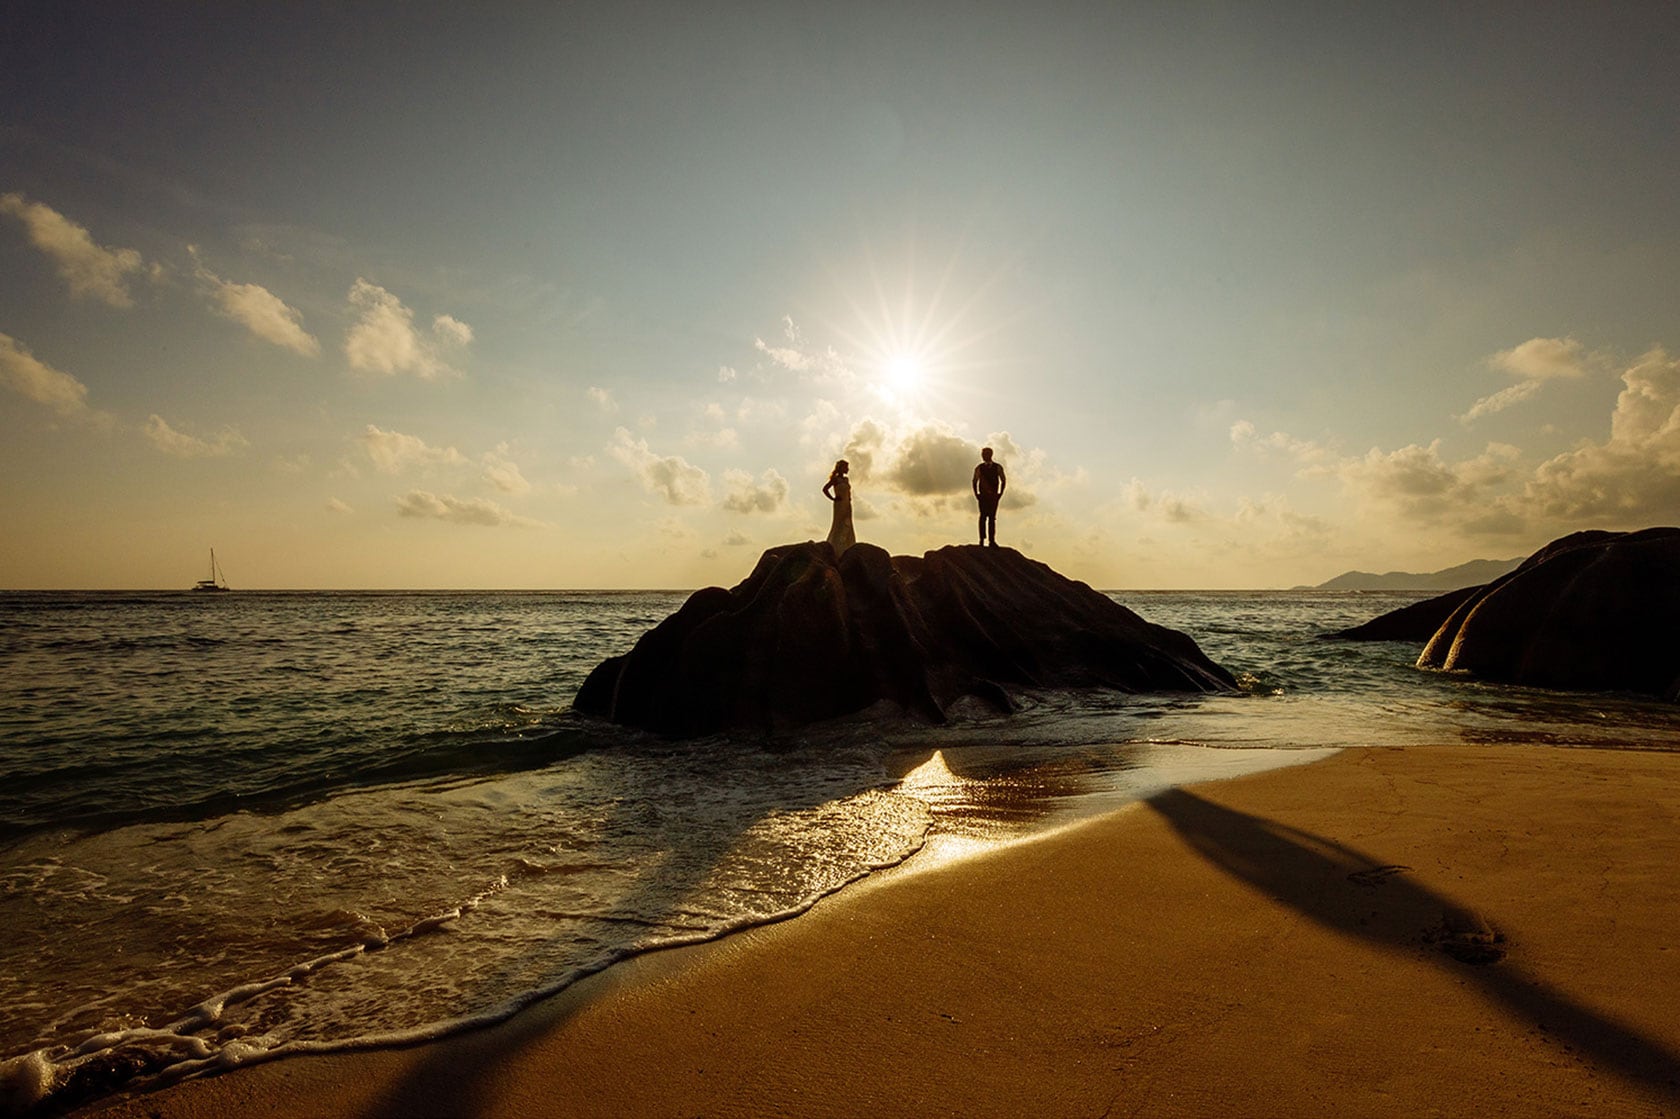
[4,587,1680,1113]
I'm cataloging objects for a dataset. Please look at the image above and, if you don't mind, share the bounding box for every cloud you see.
[754,315,855,385]
[1233,494,1332,543]
[834,419,1042,515]
[1523,347,1680,523]
[144,414,248,458]
[344,279,471,379]
[718,365,738,383]
[687,427,740,451]
[1228,420,1339,470]
[396,489,539,527]
[587,386,618,412]
[723,530,751,546]
[432,314,473,346]
[609,428,711,505]
[1121,479,1206,523]
[883,424,976,495]
[326,497,354,514]
[1233,416,1529,534]
[0,332,96,418]
[1340,440,1522,521]
[192,253,319,355]
[481,446,532,494]
[722,468,789,514]
[1490,336,1589,381]
[1457,379,1544,424]
[836,417,889,481]
[0,193,146,307]
[1459,337,1596,424]
[359,424,468,473]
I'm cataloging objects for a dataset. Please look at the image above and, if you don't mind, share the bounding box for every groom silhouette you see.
[972,447,1006,546]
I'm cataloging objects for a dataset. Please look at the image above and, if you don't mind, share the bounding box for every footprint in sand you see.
[1428,906,1507,965]
[1347,864,1412,887]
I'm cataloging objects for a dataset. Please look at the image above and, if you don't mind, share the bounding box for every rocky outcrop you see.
[1322,584,1485,642]
[1416,528,1680,698]
[574,541,1237,737]
[1334,528,1680,699]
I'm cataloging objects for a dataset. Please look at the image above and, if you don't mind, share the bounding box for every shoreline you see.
[81,743,1680,1117]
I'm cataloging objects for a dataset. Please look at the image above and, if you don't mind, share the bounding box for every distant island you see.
[1301,556,1523,592]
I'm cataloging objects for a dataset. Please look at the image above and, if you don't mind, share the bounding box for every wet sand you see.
[83,745,1680,1118]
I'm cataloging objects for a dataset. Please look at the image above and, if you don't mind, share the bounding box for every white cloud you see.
[0,193,146,307]
[359,424,467,473]
[609,427,711,505]
[396,490,539,527]
[1233,494,1332,543]
[1120,478,1205,523]
[754,315,855,385]
[481,446,532,494]
[800,399,841,445]
[723,530,751,546]
[1523,347,1680,523]
[1457,379,1543,424]
[344,279,471,379]
[1233,416,1529,534]
[722,468,789,514]
[192,252,319,356]
[432,314,474,346]
[688,427,740,451]
[1459,337,1596,425]
[717,365,738,383]
[326,497,354,514]
[1490,336,1589,381]
[1340,440,1522,521]
[144,414,248,458]
[1228,421,1339,470]
[587,386,617,412]
[0,332,96,418]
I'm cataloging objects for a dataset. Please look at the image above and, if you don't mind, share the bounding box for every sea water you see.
[3,588,1679,1113]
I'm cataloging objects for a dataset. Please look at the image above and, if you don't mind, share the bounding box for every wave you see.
[0,716,621,843]
[0,805,931,1117]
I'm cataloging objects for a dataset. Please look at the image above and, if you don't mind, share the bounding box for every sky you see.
[3,3,1678,589]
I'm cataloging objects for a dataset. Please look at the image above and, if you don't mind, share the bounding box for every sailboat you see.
[192,548,230,592]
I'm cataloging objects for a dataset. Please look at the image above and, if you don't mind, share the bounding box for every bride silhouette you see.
[822,459,855,556]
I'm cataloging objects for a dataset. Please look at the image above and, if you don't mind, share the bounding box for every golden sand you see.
[83,745,1680,1118]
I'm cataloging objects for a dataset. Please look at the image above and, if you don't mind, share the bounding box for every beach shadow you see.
[1147,787,1680,1103]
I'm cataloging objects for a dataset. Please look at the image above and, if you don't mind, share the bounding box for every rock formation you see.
[1333,528,1680,700]
[1321,585,1484,642]
[574,541,1236,737]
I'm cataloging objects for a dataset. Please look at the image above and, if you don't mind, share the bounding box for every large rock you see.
[1321,584,1486,642]
[1336,528,1680,698]
[1415,527,1680,698]
[574,541,1237,736]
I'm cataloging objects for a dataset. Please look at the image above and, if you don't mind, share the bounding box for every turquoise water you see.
[3,588,1678,1112]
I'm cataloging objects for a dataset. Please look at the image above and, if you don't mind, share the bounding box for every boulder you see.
[1321,584,1486,642]
[1415,527,1680,698]
[574,541,1237,737]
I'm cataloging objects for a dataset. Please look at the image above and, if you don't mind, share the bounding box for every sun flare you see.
[885,351,924,393]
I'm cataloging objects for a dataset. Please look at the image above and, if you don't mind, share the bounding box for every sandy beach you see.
[80,744,1680,1118]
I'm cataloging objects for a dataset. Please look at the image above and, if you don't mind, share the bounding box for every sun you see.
[885,351,924,394]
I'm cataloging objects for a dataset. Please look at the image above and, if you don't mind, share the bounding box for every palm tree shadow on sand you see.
[1146,787,1680,1104]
